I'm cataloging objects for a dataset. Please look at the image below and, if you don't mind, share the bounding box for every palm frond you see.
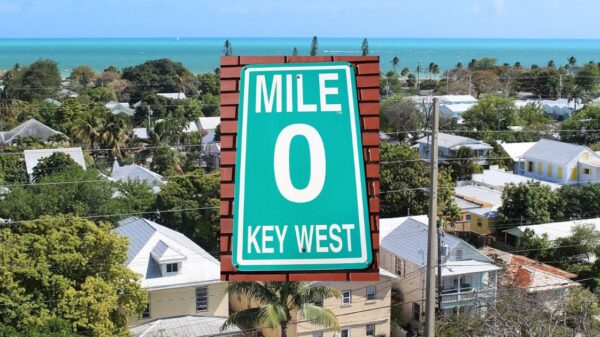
[227,281,278,305]
[299,304,340,331]
[295,283,341,307]
[259,303,288,329]
[221,307,263,331]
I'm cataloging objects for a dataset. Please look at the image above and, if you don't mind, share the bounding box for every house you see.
[0,118,63,145]
[45,98,62,107]
[439,95,478,119]
[198,116,220,133]
[229,269,396,337]
[519,139,600,184]
[379,216,500,333]
[133,127,149,140]
[111,161,165,193]
[501,218,600,249]
[516,99,583,119]
[115,217,232,335]
[498,142,536,172]
[450,185,503,236]
[23,147,86,181]
[471,166,561,191]
[105,101,135,116]
[130,316,242,337]
[158,92,187,100]
[481,247,580,297]
[416,133,492,165]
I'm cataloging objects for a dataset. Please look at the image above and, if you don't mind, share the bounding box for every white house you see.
[416,133,493,165]
[380,216,500,332]
[0,118,63,145]
[515,99,583,119]
[519,139,600,184]
[198,117,220,133]
[498,141,536,172]
[116,217,235,336]
[502,218,600,249]
[105,101,135,116]
[471,166,561,191]
[157,92,187,100]
[111,161,165,193]
[23,147,86,181]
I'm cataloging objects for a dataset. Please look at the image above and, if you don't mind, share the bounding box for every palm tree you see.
[223,39,233,56]
[432,63,440,78]
[72,110,103,152]
[391,56,400,73]
[568,56,577,75]
[547,60,556,68]
[456,62,463,69]
[101,114,130,160]
[292,47,299,56]
[361,38,369,56]
[223,282,340,337]
[400,67,410,77]
[428,62,435,80]
[310,36,318,56]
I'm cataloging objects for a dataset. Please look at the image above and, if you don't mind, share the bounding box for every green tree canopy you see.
[380,143,459,220]
[310,36,318,56]
[32,152,82,182]
[68,66,96,90]
[444,146,481,182]
[3,60,61,101]
[462,95,519,131]
[498,182,558,225]
[152,169,219,251]
[0,215,147,336]
[122,59,197,102]
[560,106,600,144]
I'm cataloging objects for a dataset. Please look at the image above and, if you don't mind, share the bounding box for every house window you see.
[456,249,463,260]
[366,286,376,300]
[527,161,534,172]
[313,332,323,337]
[412,303,421,321]
[584,168,591,175]
[340,329,350,337]
[583,152,590,161]
[558,167,564,179]
[366,323,375,336]
[313,299,323,307]
[342,290,352,304]
[394,257,403,276]
[466,214,471,221]
[477,220,482,227]
[537,162,543,175]
[166,263,179,273]
[547,165,553,177]
[195,287,208,312]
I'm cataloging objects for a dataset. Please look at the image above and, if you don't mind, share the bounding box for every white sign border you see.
[236,64,369,267]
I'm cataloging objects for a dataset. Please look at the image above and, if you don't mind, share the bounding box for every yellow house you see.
[229,270,397,337]
[116,217,239,336]
[449,185,503,236]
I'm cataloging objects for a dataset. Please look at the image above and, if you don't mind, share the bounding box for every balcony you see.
[439,284,496,309]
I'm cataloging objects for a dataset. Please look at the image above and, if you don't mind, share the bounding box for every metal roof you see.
[380,216,462,267]
[150,240,186,263]
[499,142,536,161]
[130,316,242,337]
[198,117,220,131]
[115,217,220,290]
[455,185,502,207]
[111,161,164,188]
[0,118,63,144]
[472,167,561,191]
[23,147,86,177]
[522,139,595,165]
[416,133,491,150]
[503,218,600,241]
[441,260,501,277]
[157,92,187,100]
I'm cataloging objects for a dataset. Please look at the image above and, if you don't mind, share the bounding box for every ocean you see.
[1,38,600,76]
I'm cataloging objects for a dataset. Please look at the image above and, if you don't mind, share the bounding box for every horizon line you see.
[2,36,600,40]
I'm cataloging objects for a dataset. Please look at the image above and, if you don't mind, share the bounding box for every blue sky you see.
[1,0,599,38]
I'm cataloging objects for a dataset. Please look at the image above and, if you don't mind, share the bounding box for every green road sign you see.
[232,62,372,271]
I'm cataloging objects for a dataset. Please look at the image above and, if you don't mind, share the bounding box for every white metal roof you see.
[441,260,501,277]
[472,167,561,191]
[440,103,475,117]
[455,185,502,207]
[130,316,241,337]
[198,117,220,131]
[439,95,478,105]
[499,142,536,161]
[522,139,597,166]
[111,161,164,189]
[416,133,491,150]
[157,92,187,100]
[503,218,600,241]
[133,127,149,140]
[0,118,63,144]
[183,121,199,133]
[24,147,86,176]
[115,217,220,290]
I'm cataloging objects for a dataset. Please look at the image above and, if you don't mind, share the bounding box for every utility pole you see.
[437,226,443,313]
[468,74,472,97]
[417,62,421,92]
[559,74,563,100]
[424,98,439,337]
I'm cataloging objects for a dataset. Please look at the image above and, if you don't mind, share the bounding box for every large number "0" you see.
[273,124,326,203]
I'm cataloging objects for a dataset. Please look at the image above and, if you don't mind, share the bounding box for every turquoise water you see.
[1,38,600,76]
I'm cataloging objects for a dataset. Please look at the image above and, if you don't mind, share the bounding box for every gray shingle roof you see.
[522,139,591,165]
